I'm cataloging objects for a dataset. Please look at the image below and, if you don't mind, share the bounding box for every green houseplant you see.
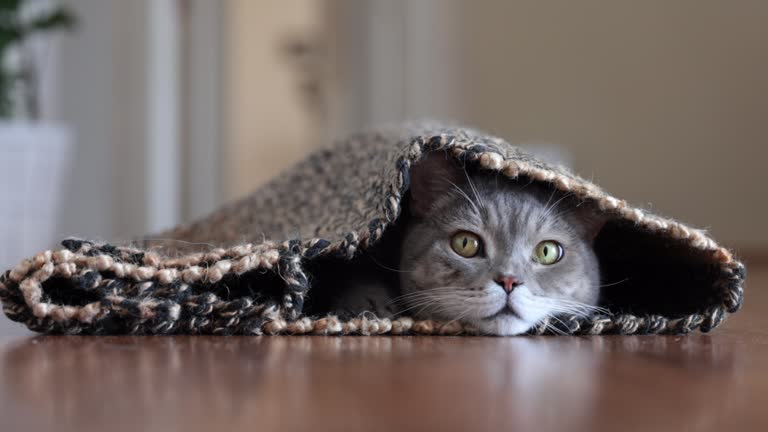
[0,0,75,118]
[0,0,76,269]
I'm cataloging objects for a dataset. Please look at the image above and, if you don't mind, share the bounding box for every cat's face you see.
[399,153,605,335]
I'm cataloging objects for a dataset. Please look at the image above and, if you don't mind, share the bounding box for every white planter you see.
[0,123,72,269]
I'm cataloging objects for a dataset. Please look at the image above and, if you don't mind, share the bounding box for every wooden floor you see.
[0,269,766,432]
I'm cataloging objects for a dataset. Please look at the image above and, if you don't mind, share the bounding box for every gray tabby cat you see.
[331,151,607,335]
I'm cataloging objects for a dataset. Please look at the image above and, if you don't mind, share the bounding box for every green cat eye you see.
[533,240,564,265]
[451,231,481,258]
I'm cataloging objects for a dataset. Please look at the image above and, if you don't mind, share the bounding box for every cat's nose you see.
[494,275,523,293]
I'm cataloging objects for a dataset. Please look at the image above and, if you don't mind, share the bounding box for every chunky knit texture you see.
[0,124,746,335]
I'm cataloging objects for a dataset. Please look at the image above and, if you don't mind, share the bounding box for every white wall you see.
[57,0,198,241]
[56,0,115,241]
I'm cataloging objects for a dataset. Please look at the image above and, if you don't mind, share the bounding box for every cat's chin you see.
[474,315,534,336]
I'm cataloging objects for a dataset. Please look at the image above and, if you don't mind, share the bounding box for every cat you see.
[329,150,606,335]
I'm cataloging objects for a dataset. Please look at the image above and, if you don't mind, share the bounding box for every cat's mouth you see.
[483,305,522,320]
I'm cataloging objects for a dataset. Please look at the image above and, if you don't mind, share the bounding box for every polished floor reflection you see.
[0,270,766,432]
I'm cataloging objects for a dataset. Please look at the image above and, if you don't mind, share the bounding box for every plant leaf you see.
[0,0,23,13]
[26,6,77,33]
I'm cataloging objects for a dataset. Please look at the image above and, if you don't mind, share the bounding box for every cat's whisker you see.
[446,180,481,216]
[409,291,484,320]
[521,291,609,312]
[392,293,467,316]
[443,307,475,328]
[541,188,558,217]
[518,292,611,318]
[393,302,437,317]
[445,299,486,324]
[388,285,469,300]
[409,298,463,318]
[390,298,441,316]
[548,315,572,330]
[364,253,416,274]
[541,191,574,221]
[536,316,566,335]
[594,278,630,289]
[542,193,573,219]
[542,299,604,310]
[543,303,605,316]
[391,295,443,308]
[463,168,488,214]
[544,321,567,336]
[548,308,594,317]
[548,300,611,315]
[386,286,466,305]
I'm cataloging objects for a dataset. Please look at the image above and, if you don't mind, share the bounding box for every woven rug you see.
[0,124,746,335]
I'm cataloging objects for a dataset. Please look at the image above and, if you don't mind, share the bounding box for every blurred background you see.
[1,0,766,269]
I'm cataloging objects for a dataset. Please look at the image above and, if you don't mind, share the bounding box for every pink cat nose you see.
[494,275,523,293]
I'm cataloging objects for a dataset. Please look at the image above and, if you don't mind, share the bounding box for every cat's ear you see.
[408,151,466,218]
[573,203,608,244]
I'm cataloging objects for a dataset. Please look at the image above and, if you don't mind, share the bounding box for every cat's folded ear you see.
[408,151,466,218]
[573,202,609,244]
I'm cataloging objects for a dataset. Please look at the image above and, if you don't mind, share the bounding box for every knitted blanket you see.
[0,124,745,335]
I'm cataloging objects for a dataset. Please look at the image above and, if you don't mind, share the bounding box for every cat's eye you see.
[533,240,564,265]
[451,231,481,258]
